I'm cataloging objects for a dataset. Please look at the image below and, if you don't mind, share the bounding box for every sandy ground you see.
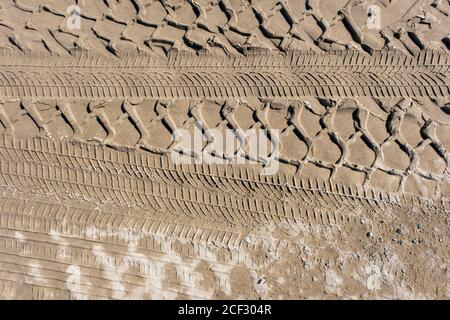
[0,0,449,299]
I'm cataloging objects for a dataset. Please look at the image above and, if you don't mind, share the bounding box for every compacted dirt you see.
[0,0,449,299]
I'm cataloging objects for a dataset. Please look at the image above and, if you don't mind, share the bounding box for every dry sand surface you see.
[0,0,449,299]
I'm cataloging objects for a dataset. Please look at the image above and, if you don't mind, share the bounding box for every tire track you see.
[0,158,354,231]
[0,134,421,214]
[0,50,448,99]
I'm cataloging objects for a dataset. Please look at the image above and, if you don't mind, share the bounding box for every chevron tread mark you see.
[0,159,360,231]
[0,50,448,99]
[0,134,428,215]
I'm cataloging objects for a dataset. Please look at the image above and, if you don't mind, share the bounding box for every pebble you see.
[367,232,374,238]
[302,259,310,270]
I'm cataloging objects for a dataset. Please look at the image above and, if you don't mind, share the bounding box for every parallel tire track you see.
[0,193,289,299]
[0,50,448,99]
[0,134,428,214]
[0,158,357,231]
[0,194,252,252]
